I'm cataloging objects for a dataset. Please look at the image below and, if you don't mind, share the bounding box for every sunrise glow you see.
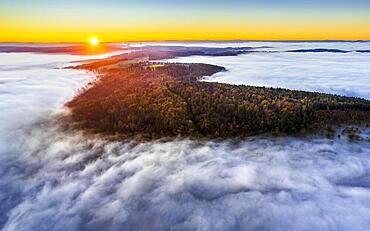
[1,1,370,42]
[89,37,99,46]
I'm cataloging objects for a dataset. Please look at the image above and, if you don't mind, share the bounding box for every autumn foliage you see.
[66,61,370,140]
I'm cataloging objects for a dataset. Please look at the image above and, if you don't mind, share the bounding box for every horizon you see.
[1,39,370,44]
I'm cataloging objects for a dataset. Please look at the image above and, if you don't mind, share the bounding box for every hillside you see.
[66,58,370,140]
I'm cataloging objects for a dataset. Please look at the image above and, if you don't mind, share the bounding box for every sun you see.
[89,36,99,46]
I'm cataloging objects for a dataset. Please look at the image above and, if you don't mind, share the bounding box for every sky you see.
[0,0,370,42]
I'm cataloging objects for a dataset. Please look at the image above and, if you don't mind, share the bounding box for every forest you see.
[66,59,370,140]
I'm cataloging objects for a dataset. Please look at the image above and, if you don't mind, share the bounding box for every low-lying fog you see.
[162,42,370,99]
[1,42,370,231]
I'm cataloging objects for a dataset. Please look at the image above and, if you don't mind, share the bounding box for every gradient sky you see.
[1,0,370,42]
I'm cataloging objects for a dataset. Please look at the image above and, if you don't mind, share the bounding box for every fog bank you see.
[1,120,370,231]
[163,42,370,99]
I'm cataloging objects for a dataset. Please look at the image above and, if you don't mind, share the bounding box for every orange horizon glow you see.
[1,22,370,43]
[2,29,370,43]
[1,2,370,43]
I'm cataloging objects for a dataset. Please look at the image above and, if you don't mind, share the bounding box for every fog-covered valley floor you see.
[161,41,370,99]
[1,42,370,231]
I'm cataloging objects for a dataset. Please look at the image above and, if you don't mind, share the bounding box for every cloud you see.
[1,121,370,231]
[163,42,370,100]
[1,43,370,231]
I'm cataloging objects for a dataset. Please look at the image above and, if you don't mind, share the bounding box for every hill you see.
[66,57,370,140]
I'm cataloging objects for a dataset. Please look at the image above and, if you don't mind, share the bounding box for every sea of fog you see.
[0,42,370,231]
[159,41,370,99]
